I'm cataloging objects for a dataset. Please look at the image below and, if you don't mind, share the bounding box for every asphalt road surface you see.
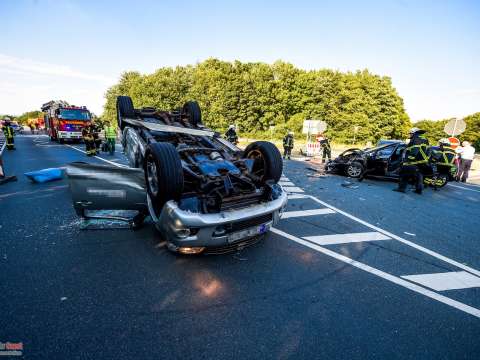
[1,135,479,359]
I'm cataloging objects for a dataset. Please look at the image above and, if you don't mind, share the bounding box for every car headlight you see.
[172,227,190,238]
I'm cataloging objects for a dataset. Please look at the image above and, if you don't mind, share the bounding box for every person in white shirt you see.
[456,141,476,182]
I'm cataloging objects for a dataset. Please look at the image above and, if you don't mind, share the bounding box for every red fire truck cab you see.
[41,100,91,143]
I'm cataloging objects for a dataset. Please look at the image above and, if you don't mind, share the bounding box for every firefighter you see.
[2,117,16,150]
[91,123,102,151]
[225,125,238,145]
[104,123,117,155]
[430,138,457,177]
[394,127,429,194]
[283,131,294,160]
[82,124,97,156]
[319,134,331,163]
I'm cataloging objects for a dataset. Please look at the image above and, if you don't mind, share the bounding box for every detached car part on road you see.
[326,141,454,188]
[67,96,287,254]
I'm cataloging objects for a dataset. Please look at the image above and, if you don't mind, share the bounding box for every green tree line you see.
[103,58,411,143]
[415,112,480,150]
[1,110,43,125]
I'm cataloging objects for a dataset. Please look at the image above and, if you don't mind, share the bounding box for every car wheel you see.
[432,174,448,188]
[346,162,364,178]
[244,141,283,183]
[182,101,202,127]
[144,142,184,220]
[117,96,135,130]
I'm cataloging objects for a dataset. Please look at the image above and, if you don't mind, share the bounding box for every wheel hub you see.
[146,157,159,196]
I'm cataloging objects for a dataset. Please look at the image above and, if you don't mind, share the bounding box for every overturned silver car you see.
[67,96,287,254]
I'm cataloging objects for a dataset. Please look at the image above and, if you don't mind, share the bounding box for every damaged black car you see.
[325,141,455,187]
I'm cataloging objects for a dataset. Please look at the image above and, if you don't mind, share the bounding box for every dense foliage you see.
[104,59,411,143]
[415,112,480,150]
[1,110,43,125]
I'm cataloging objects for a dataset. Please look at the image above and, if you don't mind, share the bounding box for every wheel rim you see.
[435,176,447,186]
[146,155,159,197]
[247,149,266,180]
[347,165,361,177]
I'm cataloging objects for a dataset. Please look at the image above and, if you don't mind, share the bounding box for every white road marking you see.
[287,194,308,199]
[271,227,480,319]
[280,177,290,181]
[64,144,128,168]
[282,208,335,219]
[282,186,305,193]
[402,271,480,291]
[279,181,295,186]
[448,183,480,193]
[306,195,480,278]
[304,231,390,245]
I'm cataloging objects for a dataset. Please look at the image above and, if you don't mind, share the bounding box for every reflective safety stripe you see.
[432,148,456,166]
[3,127,14,137]
[405,160,428,165]
[405,143,429,165]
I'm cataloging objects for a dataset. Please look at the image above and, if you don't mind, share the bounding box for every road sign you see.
[448,137,460,149]
[444,118,466,136]
[302,120,327,135]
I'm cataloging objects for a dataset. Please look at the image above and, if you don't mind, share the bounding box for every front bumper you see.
[58,131,83,139]
[156,189,288,249]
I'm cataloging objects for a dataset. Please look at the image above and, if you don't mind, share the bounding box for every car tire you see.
[182,101,202,127]
[244,141,283,183]
[144,142,184,220]
[346,162,364,178]
[117,96,135,129]
[431,174,448,188]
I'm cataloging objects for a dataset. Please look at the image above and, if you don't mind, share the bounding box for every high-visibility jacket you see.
[2,125,14,138]
[404,134,429,165]
[431,146,456,167]
[283,135,294,148]
[104,126,117,139]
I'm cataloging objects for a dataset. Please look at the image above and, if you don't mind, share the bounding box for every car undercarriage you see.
[66,96,287,254]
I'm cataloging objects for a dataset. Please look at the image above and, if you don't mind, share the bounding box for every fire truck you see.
[41,100,92,143]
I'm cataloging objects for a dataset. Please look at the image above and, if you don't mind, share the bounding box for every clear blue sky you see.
[1,0,479,121]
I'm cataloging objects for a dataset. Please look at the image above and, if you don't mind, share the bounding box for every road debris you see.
[341,181,359,189]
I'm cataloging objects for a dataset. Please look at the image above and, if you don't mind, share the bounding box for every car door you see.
[368,145,395,176]
[386,144,405,176]
[66,162,147,217]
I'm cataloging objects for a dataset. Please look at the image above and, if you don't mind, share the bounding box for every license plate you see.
[227,223,270,243]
